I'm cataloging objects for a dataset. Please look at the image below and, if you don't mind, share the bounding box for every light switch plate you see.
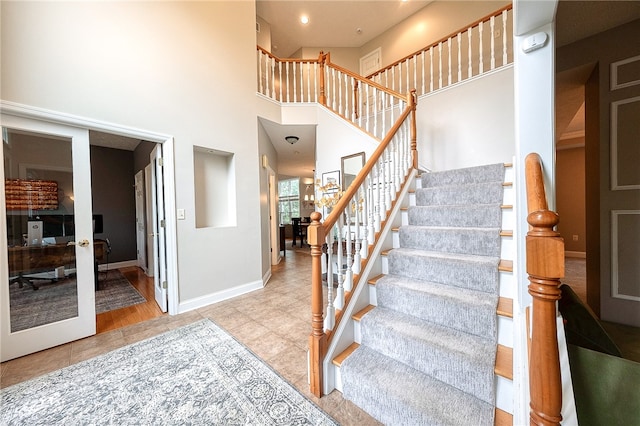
[177,209,185,220]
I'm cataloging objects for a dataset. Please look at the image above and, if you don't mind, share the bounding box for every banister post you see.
[408,90,418,170]
[318,51,327,107]
[308,211,326,397]
[527,209,564,426]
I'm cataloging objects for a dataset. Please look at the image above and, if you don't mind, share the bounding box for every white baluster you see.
[300,62,305,102]
[405,59,410,92]
[502,10,508,65]
[378,158,386,222]
[457,32,462,82]
[334,218,344,310]
[324,232,335,331]
[345,74,350,119]
[479,21,484,73]
[490,16,496,70]
[447,37,452,86]
[363,178,373,249]
[307,61,311,102]
[354,188,363,270]
[314,62,318,102]
[293,61,297,102]
[366,176,375,245]
[394,139,401,193]
[278,61,283,101]
[391,66,396,94]
[429,46,434,92]
[438,42,443,89]
[413,55,417,91]
[381,92,387,137]
[365,84,370,133]
[468,27,473,78]
[344,208,353,292]
[269,56,274,99]
[421,51,426,95]
[384,151,392,212]
[332,68,337,111]
[258,51,263,95]
[286,61,290,102]
[374,164,382,233]
[338,71,343,116]
[373,87,378,138]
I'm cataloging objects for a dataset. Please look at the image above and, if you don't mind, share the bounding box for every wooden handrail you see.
[321,90,416,233]
[525,153,564,426]
[367,4,513,79]
[307,90,417,397]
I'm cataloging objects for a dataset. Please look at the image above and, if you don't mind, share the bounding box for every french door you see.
[1,115,96,361]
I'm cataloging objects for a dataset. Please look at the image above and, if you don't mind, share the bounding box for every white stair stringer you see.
[322,169,418,396]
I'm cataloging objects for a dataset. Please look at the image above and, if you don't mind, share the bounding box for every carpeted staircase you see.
[339,163,507,425]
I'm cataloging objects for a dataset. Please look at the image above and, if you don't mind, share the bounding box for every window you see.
[278,178,300,225]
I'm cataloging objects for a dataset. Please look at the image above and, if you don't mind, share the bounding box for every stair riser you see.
[421,164,506,188]
[408,204,503,228]
[399,227,501,257]
[387,251,499,294]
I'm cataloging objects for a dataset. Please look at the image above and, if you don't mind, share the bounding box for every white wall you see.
[1,1,263,306]
[417,67,515,171]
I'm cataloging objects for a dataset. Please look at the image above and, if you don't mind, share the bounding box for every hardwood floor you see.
[96,266,165,334]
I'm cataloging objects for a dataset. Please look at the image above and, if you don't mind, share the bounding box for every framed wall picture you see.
[321,170,340,193]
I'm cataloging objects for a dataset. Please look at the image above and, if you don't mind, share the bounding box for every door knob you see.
[67,239,90,247]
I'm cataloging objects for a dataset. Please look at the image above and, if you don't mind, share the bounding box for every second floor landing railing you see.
[366,4,513,97]
[308,90,417,397]
[257,47,406,142]
[525,153,565,426]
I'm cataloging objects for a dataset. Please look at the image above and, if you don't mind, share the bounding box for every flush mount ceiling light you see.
[285,136,299,144]
[300,15,309,25]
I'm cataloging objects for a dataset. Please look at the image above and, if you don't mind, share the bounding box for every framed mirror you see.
[341,152,365,191]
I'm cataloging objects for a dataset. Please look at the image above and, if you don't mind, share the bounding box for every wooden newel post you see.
[308,211,326,397]
[527,209,564,426]
[408,90,418,170]
[318,51,327,107]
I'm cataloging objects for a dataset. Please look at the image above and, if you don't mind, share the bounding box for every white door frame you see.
[0,101,180,316]
[0,114,96,361]
[134,170,147,273]
[268,166,279,266]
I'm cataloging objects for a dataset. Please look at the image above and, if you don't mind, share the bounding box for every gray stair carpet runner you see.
[340,163,505,426]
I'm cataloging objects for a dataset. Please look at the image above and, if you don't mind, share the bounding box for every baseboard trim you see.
[565,251,586,259]
[263,268,272,286]
[98,260,138,271]
[177,280,264,314]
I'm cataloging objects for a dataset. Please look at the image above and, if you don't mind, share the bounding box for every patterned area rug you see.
[1,319,338,425]
[9,270,146,332]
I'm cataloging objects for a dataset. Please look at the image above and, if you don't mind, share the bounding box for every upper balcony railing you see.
[367,4,513,97]
[257,48,407,141]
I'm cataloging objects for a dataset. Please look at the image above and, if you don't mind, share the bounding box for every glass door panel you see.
[1,116,96,362]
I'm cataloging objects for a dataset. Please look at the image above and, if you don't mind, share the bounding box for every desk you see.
[7,241,106,290]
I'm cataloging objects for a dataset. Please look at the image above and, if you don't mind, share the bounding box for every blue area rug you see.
[1,319,338,425]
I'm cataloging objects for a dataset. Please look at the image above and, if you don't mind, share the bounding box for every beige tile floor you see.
[1,247,380,425]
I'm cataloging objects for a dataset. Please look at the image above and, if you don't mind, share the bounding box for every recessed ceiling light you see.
[300,15,309,25]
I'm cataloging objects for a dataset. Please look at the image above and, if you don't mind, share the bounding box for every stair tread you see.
[499,259,513,272]
[495,344,513,380]
[332,342,359,367]
[497,297,513,318]
[495,408,513,426]
[367,274,384,285]
[353,305,375,321]
[341,345,495,425]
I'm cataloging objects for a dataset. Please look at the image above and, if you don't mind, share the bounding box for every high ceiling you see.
[256,1,433,58]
